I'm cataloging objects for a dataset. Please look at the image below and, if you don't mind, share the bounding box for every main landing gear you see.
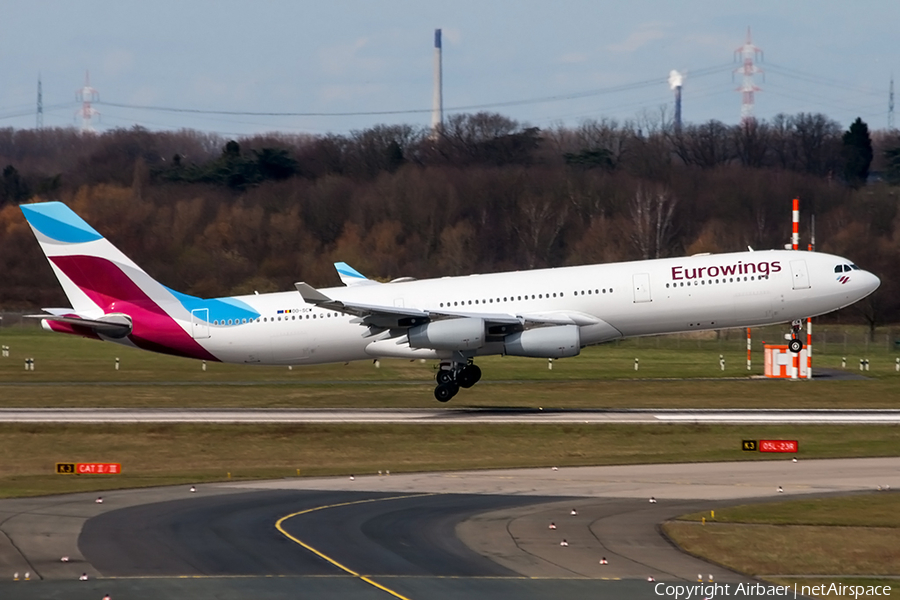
[434,360,482,402]
[788,319,804,354]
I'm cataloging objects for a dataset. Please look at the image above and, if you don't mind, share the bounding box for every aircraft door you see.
[790,260,810,290]
[632,273,652,303]
[191,308,210,339]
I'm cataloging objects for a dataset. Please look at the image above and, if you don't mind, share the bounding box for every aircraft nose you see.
[862,270,881,295]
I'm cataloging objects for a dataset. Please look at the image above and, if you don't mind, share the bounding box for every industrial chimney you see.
[432,29,443,135]
[668,70,684,132]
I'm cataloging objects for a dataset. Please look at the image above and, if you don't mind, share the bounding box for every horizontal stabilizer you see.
[25,312,133,339]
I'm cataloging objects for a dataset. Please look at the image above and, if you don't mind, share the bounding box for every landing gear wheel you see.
[436,370,454,385]
[457,364,482,389]
[789,338,803,353]
[434,382,459,402]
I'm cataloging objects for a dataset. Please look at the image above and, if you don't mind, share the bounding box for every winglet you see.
[334,262,379,286]
[294,282,331,305]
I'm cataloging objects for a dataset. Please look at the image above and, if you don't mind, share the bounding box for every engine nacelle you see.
[504,325,581,358]
[408,318,485,351]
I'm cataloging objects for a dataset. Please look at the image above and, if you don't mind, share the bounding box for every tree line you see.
[0,112,898,331]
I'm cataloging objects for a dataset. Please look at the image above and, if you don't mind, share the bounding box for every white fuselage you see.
[176,250,879,366]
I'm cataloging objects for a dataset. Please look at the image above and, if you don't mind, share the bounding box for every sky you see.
[1,0,897,137]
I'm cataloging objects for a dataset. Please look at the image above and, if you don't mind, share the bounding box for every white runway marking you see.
[1,408,900,424]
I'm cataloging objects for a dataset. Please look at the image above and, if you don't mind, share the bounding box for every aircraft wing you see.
[296,282,429,329]
[295,283,594,333]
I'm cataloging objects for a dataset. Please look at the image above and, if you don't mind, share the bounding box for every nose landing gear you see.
[433,360,482,402]
[789,320,804,354]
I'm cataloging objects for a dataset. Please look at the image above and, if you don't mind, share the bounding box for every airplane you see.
[21,201,880,402]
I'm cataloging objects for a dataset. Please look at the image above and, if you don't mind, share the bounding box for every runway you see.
[1,458,898,599]
[2,407,900,423]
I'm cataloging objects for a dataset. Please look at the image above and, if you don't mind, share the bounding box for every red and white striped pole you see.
[790,197,801,379]
[746,328,752,371]
[791,198,800,250]
[806,319,812,379]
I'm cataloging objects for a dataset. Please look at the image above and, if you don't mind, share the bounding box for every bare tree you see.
[512,189,569,269]
[733,120,771,168]
[629,184,677,259]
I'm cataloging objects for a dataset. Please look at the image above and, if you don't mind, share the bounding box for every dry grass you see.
[677,493,900,527]
[664,493,900,594]
[1,423,898,498]
[663,521,900,576]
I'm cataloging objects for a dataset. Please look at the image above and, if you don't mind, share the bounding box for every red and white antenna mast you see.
[75,70,100,132]
[734,27,763,124]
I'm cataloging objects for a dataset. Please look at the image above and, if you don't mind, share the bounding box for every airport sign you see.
[741,440,757,451]
[758,440,798,453]
[56,463,122,474]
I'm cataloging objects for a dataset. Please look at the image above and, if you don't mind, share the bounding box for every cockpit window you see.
[834,265,843,273]
[850,264,860,270]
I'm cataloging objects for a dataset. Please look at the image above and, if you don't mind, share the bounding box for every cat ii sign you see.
[56,463,121,474]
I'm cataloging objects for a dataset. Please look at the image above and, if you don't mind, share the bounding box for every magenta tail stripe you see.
[49,255,218,361]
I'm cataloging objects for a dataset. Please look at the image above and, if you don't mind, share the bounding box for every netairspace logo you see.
[653,581,892,599]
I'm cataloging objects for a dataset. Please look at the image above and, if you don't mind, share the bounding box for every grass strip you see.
[662,521,899,577]
[676,493,900,527]
[663,493,900,599]
[1,423,898,498]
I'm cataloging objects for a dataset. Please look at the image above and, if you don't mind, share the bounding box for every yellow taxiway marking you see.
[276,493,434,600]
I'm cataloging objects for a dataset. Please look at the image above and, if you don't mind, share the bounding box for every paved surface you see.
[1,458,898,599]
[227,457,900,499]
[2,407,900,423]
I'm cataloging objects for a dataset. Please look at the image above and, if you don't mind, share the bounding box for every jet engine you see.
[408,317,485,350]
[504,325,580,358]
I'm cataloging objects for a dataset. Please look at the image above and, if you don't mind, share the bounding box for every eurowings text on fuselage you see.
[20,201,880,402]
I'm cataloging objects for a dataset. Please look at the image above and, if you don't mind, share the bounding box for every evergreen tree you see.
[885,147,900,186]
[841,117,873,187]
[0,165,30,205]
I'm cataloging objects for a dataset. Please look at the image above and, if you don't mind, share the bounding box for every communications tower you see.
[75,71,100,132]
[734,27,763,124]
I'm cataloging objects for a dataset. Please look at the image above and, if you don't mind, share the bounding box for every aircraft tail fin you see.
[20,201,166,315]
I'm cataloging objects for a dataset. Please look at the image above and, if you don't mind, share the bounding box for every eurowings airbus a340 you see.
[21,201,879,401]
